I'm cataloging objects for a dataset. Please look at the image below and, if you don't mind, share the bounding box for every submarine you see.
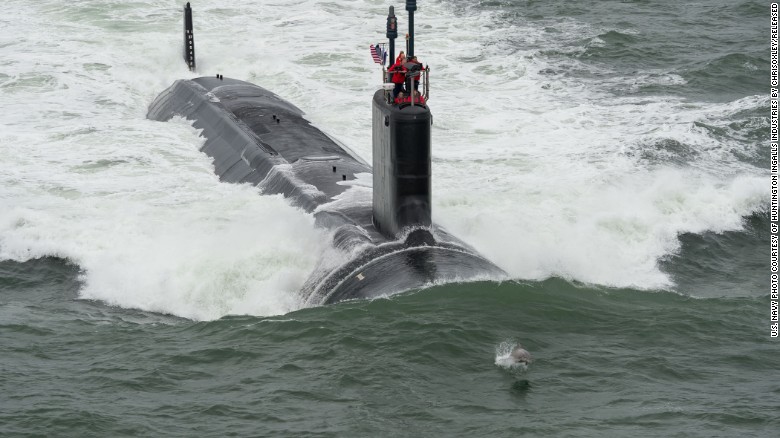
[148,1,506,305]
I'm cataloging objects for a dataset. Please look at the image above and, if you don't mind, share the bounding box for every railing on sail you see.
[381,66,430,107]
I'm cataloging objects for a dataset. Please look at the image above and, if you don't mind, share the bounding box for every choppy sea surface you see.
[0,0,775,436]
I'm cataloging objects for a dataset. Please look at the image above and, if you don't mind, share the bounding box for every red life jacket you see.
[400,95,426,105]
[389,61,407,84]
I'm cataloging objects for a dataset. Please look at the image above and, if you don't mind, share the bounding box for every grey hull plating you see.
[147,77,505,304]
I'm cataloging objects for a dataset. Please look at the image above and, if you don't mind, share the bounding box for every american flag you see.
[370,43,387,65]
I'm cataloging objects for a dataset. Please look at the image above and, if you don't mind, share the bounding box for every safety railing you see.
[381,66,429,107]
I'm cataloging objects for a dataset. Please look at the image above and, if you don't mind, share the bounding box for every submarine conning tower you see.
[371,0,432,239]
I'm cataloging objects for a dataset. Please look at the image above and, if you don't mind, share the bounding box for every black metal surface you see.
[406,0,416,57]
[371,89,431,238]
[183,3,195,71]
[386,6,397,82]
[147,77,505,304]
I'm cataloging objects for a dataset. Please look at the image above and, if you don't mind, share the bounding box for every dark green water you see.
[1,0,776,436]
[0,252,775,436]
[468,0,767,103]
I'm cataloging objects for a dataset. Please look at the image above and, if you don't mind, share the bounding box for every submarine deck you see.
[147,76,506,303]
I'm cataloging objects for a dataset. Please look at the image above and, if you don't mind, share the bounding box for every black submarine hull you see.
[147,77,505,304]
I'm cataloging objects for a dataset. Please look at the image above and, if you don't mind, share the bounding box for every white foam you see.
[314,176,373,214]
[0,115,327,320]
[259,163,324,198]
[414,3,767,289]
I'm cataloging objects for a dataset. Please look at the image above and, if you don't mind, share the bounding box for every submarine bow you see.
[147,3,506,305]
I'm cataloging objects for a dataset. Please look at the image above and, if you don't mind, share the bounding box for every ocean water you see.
[0,0,774,436]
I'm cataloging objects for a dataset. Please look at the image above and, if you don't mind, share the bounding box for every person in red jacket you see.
[394,90,426,106]
[388,54,407,98]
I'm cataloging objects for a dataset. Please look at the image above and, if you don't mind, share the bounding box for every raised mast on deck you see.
[183,2,196,71]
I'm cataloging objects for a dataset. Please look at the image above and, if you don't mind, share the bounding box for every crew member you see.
[388,54,407,98]
[411,89,425,105]
[408,55,422,91]
[395,90,426,106]
[387,51,405,83]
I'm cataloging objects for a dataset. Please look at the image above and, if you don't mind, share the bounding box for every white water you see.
[0,0,767,319]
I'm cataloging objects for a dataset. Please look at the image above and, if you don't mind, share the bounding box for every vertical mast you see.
[406,0,416,58]
[386,6,398,63]
[183,2,196,71]
[386,6,398,83]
